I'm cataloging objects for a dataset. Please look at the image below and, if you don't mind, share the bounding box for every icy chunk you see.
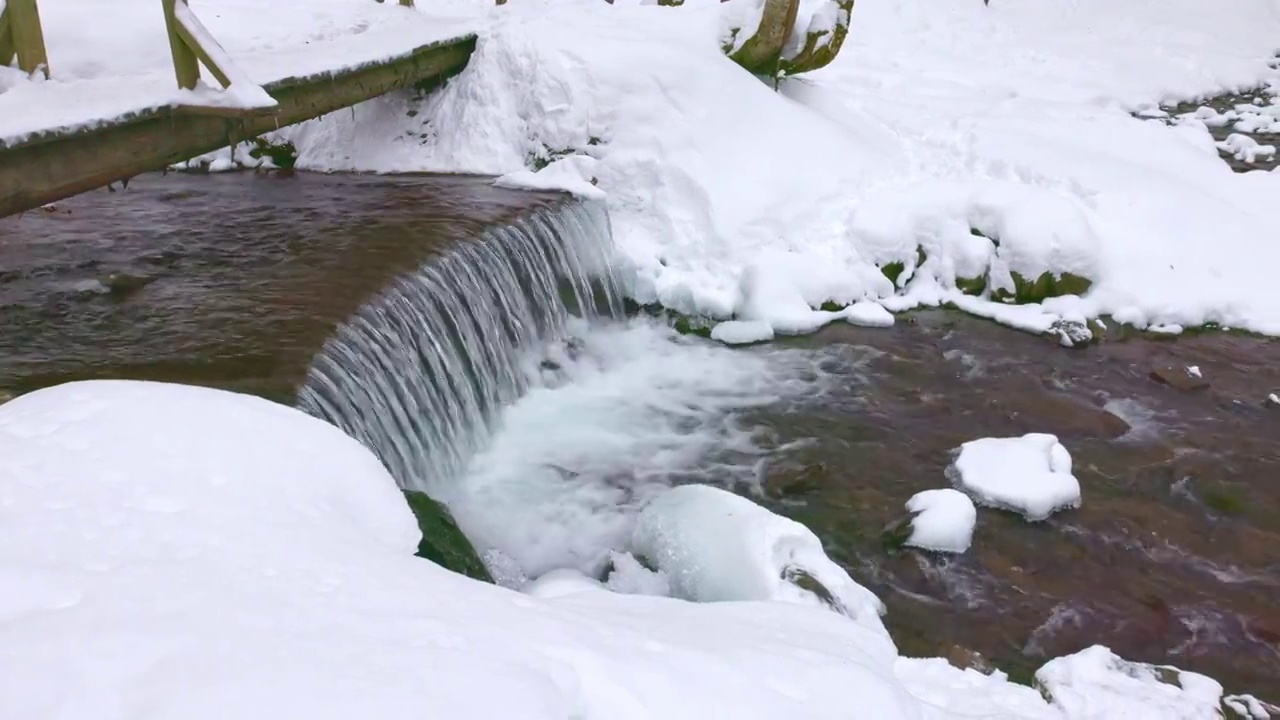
[904,489,977,554]
[947,433,1081,521]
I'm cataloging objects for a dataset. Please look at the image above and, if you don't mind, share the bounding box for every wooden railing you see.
[2,0,415,101]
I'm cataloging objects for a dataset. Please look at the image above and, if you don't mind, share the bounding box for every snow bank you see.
[1037,646,1226,720]
[631,483,889,633]
[282,0,1280,338]
[904,489,977,554]
[948,433,1081,521]
[0,380,929,719]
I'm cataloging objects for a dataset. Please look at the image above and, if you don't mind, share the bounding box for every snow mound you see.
[711,319,775,345]
[948,433,1081,521]
[631,484,888,634]
[1037,645,1227,720]
[904,489,977,554]
[0,380,929,719]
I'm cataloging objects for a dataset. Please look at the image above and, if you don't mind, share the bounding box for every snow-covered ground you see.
[280,0,1280,339]
[2,380,1267,718]
[0,0,477,144]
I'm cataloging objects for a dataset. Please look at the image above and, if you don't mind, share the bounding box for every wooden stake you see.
[162,0,199,89]
[6,0,50,77]
[0,8,15,68]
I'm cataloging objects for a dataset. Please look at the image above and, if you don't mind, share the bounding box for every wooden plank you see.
[0,36,476,217]
[7,0,49,77]
[162,0,200,90]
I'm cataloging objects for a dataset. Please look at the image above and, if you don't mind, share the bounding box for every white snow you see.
[948,433,1082,521]
[278,0,1280,339]
[1036,645,1226,720]
[1217,133,1278,163]
[1187,365,1203,379]
[903,489,977,554]
[711,319,775,345]
[632,483,888,631]
[1267,392,1280,406]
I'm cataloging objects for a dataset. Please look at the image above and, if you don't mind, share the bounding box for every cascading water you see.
[297,199,624,491]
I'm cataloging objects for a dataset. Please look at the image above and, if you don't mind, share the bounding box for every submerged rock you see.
[101,272,157,300]
[1048,319,1093,348]
[402,490,492,583]
[1149,364,1210,391]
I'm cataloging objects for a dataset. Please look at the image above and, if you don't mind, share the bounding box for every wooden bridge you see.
[0,0,477,217]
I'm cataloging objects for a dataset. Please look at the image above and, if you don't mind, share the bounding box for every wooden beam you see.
[6,0,49,77]
[0,36,477,217]
[162,0,199,89]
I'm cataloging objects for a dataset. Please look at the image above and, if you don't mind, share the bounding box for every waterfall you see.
[297,199,624,491]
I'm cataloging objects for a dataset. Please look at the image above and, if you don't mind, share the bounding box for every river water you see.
[2,173,1277,697]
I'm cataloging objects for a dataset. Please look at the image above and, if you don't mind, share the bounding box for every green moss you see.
[1202,486,1247,516]
[991,654,1041,689]
[402,490,492,582]
[673,316,713,339]
[248,138,298,170]
[820,300,845,312]
[955,274,987,296]
[880,515,914,554]
[881,261,906,287]
[996,271,1094,304]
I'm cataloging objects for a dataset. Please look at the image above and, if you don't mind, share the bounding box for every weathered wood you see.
[6,0,50,77]
[162,0,199,89]
[0,7,15,68]
[0,36,477,217]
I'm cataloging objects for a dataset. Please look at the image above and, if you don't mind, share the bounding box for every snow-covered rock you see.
[947,433,1082,521]
[903,489,977,554]
[1037,645,1227,720]
[632,484,888,633]
[711,319,775,345]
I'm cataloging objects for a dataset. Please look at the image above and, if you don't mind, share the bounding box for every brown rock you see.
[944,644,995,674]
[1149,364,1209,391]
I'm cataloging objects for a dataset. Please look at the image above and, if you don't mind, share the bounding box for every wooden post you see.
[0,6,13,68]
[162,0,199,89]
[2,0,51,77]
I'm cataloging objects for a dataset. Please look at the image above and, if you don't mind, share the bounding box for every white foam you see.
[442,319,804,578]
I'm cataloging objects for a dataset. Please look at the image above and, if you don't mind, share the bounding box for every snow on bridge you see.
[0,0,479,215]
